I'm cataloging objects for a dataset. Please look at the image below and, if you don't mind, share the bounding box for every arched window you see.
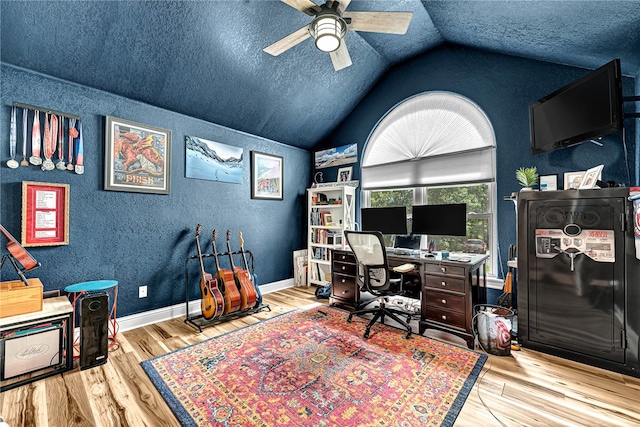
[361,91,497,274]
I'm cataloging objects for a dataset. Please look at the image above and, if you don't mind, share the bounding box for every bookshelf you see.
[307,184,356,287]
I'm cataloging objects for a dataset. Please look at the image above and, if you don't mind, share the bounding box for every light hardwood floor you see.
[1,286,639,426]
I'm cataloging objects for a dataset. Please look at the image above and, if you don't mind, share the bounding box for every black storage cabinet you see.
[517,187,639,377]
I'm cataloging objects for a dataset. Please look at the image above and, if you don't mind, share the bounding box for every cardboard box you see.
[0,278,43,318]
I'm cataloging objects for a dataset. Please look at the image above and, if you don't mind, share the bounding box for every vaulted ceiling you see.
[2,1,639,150]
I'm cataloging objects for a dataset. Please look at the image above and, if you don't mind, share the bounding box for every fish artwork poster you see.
[185,136,243,184]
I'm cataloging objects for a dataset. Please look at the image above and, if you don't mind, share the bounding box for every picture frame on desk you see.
[579,165,604,189]
[563,171,585,190]
[539,174,558,191]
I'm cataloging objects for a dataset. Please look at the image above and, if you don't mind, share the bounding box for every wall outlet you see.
[139,286,147,298]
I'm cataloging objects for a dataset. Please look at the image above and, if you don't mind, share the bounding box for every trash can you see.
[474,304,514,356]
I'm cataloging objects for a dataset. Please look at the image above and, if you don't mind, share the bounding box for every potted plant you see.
[516,166,538,190]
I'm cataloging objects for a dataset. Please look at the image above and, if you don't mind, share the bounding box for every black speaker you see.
[79,292,109,370]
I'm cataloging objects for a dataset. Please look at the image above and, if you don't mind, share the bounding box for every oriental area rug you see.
[141,306,487,427]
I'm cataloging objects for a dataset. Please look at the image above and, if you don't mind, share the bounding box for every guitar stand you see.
[1,253,40,286]
[183,249,271,332]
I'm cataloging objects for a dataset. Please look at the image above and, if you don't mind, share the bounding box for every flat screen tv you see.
[412,203,467,236]
[360,206,407,235]
[530,59,623,155]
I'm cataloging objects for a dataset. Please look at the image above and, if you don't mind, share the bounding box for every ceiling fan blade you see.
[344,11,413,34]
[281,0,321,16]
[263,25,311,56]
[330,42,352,71]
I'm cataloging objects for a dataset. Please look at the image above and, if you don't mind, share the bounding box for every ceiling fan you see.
[263,0,413,71]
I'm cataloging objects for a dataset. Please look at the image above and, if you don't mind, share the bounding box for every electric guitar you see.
[0,224,40,271]
[212,229,242,315]
[239,231,263,308]
[195,224,224,319]
[225,230,257,311]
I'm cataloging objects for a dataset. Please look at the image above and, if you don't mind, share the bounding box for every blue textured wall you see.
[314,45,637,278]
[1,64,311,318]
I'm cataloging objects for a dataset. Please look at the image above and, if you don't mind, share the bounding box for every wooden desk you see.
[330,249,488,348]
[0,296,74,391]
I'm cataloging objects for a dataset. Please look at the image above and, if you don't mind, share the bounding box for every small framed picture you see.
[251,151,283,200]
[337,166,352,182]
[564,171,585,190]
[539,174,558,191]
[324,214,334,226]
[579,165,604,189]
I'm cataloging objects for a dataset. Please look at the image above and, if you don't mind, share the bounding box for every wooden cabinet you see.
[419,256,488,348]
[330,249,369,309]
[307,185,356,287]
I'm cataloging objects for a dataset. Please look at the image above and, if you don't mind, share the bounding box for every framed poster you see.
[539,174,558,191]
[104,116,171,194]
[21,181,69,247]
[563,171,585,190]
[251,151,283,200]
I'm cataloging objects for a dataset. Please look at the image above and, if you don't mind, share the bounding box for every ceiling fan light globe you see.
[311,15,345,53]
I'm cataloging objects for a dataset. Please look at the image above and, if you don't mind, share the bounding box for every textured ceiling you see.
[2,1,639,150]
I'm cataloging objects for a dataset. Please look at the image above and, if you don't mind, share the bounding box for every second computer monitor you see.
[360,206,407,235]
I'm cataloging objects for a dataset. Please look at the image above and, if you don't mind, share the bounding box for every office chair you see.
[344,230,413,339]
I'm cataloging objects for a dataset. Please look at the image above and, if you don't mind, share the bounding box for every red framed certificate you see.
[21,181,69,247]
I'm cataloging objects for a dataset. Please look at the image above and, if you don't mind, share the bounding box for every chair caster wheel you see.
[406,316,412,322]
[364,330,370,339]
[347,315,353,323]
[405,332,412,339]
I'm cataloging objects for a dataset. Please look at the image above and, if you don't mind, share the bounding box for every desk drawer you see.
[333,251,355,264]
[425,306,466,329]
[424,291,465,312]
[424,275,465,293]
[424,263,465,277]
[332,274,356,300]
[333,261,356,276]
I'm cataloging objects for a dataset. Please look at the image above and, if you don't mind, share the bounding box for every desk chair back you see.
[345,231,391,295]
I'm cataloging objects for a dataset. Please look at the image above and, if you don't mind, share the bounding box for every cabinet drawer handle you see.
[342,266,346,270]
[341,279,346,283]
[441,299,447,304]
[441,315,447,320]
[343,290,348,294]
[441,281,446,287]
[441,267,446,273]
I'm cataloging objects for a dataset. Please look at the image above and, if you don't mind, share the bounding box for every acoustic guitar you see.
[212,229,242,315]
[239,231,262,308]
[225,230,257,311]
[194,224,224,320]
[0,224,40,271]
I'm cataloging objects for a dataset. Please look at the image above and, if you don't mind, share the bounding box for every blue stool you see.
[65,280,119,354]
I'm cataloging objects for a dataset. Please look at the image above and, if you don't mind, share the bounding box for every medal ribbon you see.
[22,109,28,161]
[9,106,16,160]
[75,120,84,166]
[43,113,54,160]
[30,111,41,165]
[58,116,64,161]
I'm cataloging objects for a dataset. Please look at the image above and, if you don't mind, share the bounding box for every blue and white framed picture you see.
[314,143,357,169]
[185,136,243,184]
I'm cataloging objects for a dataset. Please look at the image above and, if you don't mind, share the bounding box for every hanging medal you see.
[29,110,42,166]
[56,116,66,170]
[67,118,77,171]
[75,120,84,174]
[42,113,56,171]
[21,108,29,167]
[7,106,19,169]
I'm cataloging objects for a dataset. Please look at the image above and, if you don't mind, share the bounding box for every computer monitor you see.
[394,234,422,250]
[411,203,467,236]
[360,206,407,235]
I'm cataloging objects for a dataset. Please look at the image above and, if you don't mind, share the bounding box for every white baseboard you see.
[116,278,294,333]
